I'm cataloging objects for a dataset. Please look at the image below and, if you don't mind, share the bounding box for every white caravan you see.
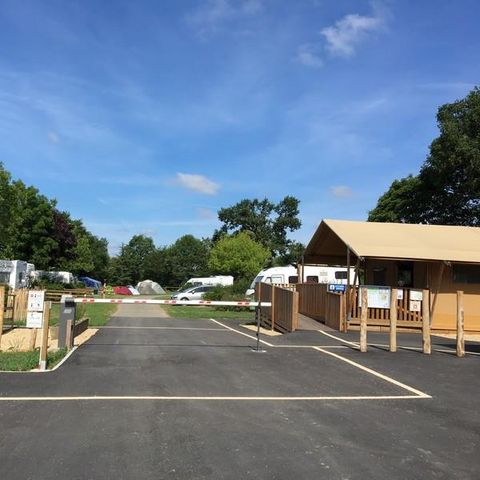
[0,260,33,289]
[180,275,234,290]
[245,265,354,296]
[30,270,75,284]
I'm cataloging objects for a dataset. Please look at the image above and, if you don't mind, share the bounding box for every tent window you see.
[453,265,480,284]
[372,268,387,286]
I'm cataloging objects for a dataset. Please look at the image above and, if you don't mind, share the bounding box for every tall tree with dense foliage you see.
[369,87,480,225]
[208,232,270,280]
[215,196,301,259]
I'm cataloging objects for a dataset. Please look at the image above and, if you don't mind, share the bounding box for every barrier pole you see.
[389,288,397,352]
[39,302,50,370]
[255,297,262,352]
[422,289,431,354]
[456,290,465,357]
[360,287,368,352]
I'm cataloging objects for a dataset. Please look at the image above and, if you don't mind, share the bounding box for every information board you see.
[26,290,45,328]
[359,286,391,309]
[409,300,421,312]
[410,290,423,301]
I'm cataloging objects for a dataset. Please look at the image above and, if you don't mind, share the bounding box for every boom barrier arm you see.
[74,298,271,307]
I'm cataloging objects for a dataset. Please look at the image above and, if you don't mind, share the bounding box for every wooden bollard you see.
[0,285,5,347]
[422,289,431,354]
[456,290,465,358]
[360,287,368,352]
[389,288,397,352]
[39,302,50,370]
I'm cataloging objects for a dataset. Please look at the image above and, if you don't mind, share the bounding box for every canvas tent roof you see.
[304,219,480,265]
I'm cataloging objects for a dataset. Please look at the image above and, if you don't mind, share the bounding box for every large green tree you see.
[208,232,270,280]
[215,196,301,259]
[369,87,480,225]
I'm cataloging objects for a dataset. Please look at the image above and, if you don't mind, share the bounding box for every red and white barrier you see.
[74,298,271,307]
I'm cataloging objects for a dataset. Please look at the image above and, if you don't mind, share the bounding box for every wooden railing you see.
[45,288,94,302]
[349,286,425,328]
[256,283,299,333]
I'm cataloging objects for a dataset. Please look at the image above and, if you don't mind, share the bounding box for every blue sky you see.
[1,0,479,254]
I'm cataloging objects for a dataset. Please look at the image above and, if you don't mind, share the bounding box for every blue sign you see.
[328,284,346,293]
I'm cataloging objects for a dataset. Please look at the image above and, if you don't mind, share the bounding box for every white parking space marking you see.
[98,326,229,331]
[209,319,274,347]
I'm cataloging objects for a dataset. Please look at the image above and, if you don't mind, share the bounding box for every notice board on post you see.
[359,286,391,309]
[26,290,45,328]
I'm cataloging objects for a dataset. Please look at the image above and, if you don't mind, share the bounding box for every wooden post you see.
[65,319,73,349]
[0,285,5,348]
[39,302,50,370]
[360,287,368,352]
[422,289,431,354]
[270,286,276,331]
[29,329,38,351]
[456,290,465,358]
[389,288,397,352]
[345,247,351,333]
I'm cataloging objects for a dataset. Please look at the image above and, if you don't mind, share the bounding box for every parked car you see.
[171,285,215,301]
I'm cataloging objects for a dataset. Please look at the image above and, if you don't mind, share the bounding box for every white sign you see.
[26,311,44,328]
[410,290,423,302]
[397,289,404,300]
[27,290,45,312]
[359,286,391,309]
[409,300,422,312]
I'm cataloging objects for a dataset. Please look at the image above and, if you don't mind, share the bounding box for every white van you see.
[0,260,32,289]
[245,265,353,296]
[180,275,234,291]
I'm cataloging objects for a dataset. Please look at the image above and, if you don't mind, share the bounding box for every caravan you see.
[245,265,354,296]
[0,260,34,289]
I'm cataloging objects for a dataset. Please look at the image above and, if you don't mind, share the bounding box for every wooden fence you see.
[296,283,328,321]
[348,286,425,328]
[256,283,299,332]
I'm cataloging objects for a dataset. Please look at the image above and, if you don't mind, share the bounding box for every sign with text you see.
[26,290,45,328]
[410,290,423,302]
[328,284,346,293]
[409,300,422,312]
[359,286,391,309]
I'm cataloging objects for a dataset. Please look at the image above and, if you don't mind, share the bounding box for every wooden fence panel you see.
[296,283,328,321]
[325,292,345,330]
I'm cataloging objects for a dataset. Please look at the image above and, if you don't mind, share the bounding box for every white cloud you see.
[321,7,385,57]
[175,173,220,195]
[330,185,353,198]
[296,44,323,68]
[47,131,59,143]
[187,0,264,36]
[196,207,217,219]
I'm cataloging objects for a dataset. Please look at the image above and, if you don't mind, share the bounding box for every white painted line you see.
[274,345,349,349]
[0,395,428,402]
[313,347,431,398]
[209,319,274,347]
[316,330,360,348]
[49,346,78,372]
[98,326,228,331]
[360,343,480,357]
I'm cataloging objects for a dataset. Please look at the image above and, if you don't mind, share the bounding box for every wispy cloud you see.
[296,44,323,68]
[186,0,264,36]
[330,185,353,198]
[47,131,60,143]
[321,5,386,57]
[175,173,220,195]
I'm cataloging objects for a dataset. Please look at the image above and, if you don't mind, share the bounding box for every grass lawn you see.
[0,347,68,371]
[163,305,255,320]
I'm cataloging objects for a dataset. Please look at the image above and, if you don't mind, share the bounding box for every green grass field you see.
[0,347,68,371]
[163,305,255,320]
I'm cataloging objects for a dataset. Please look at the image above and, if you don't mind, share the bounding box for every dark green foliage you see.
[369,87,480,225]
[214,196,301,259]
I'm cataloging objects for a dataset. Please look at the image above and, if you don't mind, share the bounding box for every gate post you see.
[59,295,76,349]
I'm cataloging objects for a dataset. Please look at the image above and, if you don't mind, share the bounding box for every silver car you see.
[171,285,215,301]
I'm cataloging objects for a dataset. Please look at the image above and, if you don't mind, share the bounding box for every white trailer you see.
[181,275,234,290]
[245,265,355,296]
[0,260,32,289]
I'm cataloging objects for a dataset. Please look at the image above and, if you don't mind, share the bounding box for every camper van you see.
[0,260,33,289]
[179,275,234,291]
[245,265,354,296]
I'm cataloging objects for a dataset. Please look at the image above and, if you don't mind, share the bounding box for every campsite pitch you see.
[0,305,479,479]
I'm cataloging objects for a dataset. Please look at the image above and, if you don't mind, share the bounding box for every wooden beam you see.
[456,290,465,358]
[430,261,445,320]
[389,288,397,352]
[360,287,368,352]
[345,247,351,333]
[39,302,50,370]
[422,289,431,355]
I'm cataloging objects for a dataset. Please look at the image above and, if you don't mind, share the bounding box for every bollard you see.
[59,295,76,349]
[456,291,465,357]
[389,288,397,353]
[360,287,368,352]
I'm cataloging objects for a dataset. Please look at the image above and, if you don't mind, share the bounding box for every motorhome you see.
[0,260,33,289]
[245,265,354,296]
[179,275,234,291]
